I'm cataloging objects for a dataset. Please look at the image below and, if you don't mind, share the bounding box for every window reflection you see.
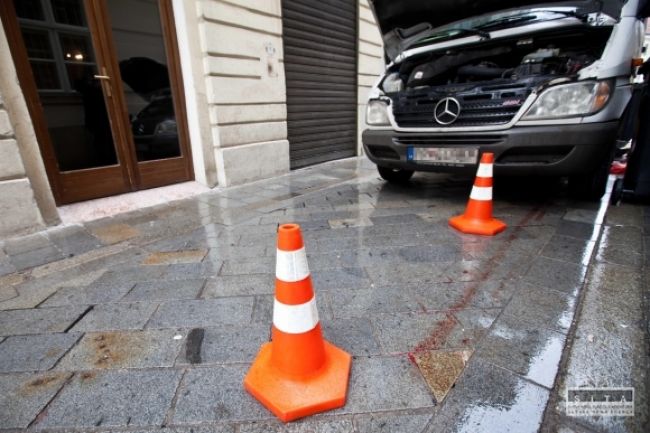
[107,0,181,162]
[14,0,118,171]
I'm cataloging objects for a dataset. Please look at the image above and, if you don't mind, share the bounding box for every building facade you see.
[0,0,384,237]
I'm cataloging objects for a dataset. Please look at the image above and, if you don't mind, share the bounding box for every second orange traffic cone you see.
[449,152,507,236]
[244,223,351,422]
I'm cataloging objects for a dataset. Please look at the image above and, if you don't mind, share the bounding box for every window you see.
[15,0,96,92]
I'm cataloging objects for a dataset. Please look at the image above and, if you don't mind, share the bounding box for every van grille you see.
[390,79,538,128]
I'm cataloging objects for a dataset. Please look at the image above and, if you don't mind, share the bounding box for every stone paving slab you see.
[0,372,71,429]
[239,419,354,433]
[142,249,208,265]
[522,256,588,296]
[9,245,66,272]
[147,298,255,329]
[34,368,183,429]
[39,281,135,307]
[2,233,51,256]
[90,223,141,245]
[477,315,566,388]
[172,365,273,423]
[0,333,81,373]
[353,412,433,433]
[47,226,103,257]
[176,324,270,365]
[69,302,159,332]
[539,235,595,265]
[322,317,382,357]
[498,283,577,334]
[0,305,88,336]
[331,356,435,415]
[92,264,167,286]
[202,274,274,298]
[123,279,206,302]
[56,329,185,370]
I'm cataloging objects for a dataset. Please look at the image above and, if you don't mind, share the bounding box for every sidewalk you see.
[0,157,647,432]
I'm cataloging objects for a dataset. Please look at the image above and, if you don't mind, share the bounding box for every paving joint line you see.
[25,371,75,430]
[62,306,93,333]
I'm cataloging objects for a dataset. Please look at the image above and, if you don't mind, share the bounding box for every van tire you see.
[378,166,414,183]
[568,150,613,201]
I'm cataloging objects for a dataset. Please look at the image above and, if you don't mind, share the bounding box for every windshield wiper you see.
[476,10,587,31]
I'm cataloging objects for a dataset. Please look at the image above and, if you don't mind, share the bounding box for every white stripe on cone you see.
[470,186,492,201]
[476,163,493,178]
[273,297,320,334]
[276,247,310,282]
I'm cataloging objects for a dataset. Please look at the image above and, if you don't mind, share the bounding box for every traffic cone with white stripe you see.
[244,223,351,422]
[449,152,507,236]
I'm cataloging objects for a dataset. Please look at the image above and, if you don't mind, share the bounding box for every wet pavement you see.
[0,157,648,432]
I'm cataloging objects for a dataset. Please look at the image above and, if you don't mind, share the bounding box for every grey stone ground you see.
[0,157,647,432]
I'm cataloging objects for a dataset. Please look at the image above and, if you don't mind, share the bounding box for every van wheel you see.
[378,166,414,183]
[568,150,613,201]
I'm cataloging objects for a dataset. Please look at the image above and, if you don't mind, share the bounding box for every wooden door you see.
[0,0,192,205]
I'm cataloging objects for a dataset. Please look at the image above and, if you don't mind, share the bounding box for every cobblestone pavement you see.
[0,158,648,432]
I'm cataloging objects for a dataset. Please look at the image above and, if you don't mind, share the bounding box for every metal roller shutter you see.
[282,0,358,169]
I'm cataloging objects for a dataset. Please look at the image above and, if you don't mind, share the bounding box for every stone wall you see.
[197,0,289,187]
[357,0,384,154]
[0,19,55,238]
[0,90,45,237]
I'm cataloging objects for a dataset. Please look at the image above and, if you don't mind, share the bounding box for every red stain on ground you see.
[408,206,546,357]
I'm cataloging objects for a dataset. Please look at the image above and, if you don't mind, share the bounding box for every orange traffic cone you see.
[449,152,507,236]
[244,223,352,422]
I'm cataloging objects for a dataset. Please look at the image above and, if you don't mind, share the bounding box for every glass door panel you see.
[105,0,182,162]
[14,0,120,172]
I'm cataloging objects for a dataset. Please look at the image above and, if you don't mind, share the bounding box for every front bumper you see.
[362,121,619,176]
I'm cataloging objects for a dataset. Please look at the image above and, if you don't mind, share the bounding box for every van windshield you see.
[409,8,584,49]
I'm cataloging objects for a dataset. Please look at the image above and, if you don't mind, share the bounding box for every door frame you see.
[0,0,193,205]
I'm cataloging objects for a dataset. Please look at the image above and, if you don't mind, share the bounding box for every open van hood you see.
[369,0,628,61]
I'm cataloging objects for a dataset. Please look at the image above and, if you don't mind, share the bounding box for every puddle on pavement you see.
[526,333,566,388]
[455,380,547,433]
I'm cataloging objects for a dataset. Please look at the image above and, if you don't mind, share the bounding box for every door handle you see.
[94,67,112,97]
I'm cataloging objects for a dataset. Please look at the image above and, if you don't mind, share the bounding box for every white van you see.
[363,0,649,199]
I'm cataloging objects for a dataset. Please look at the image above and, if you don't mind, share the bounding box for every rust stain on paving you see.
[142,249,208,265]
[18,373,68,396]
[412,350,473,403]
[91,224,140,244]
[62,332,148,370]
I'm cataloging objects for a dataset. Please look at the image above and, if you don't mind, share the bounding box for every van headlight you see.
[381,73,404,93]
[523,81,611,120]
[366,100,391,126]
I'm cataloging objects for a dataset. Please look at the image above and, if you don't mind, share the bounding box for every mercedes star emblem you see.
[434,97,461,125]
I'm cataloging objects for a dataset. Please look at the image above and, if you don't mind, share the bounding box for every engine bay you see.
[382,28,612,93]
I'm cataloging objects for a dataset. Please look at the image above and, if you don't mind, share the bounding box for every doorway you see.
[0,0,193,204]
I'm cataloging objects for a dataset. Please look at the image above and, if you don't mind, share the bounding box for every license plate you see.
[407,147,478,165]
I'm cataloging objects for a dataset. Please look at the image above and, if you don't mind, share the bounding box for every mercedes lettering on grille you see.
[434,97,461,125]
